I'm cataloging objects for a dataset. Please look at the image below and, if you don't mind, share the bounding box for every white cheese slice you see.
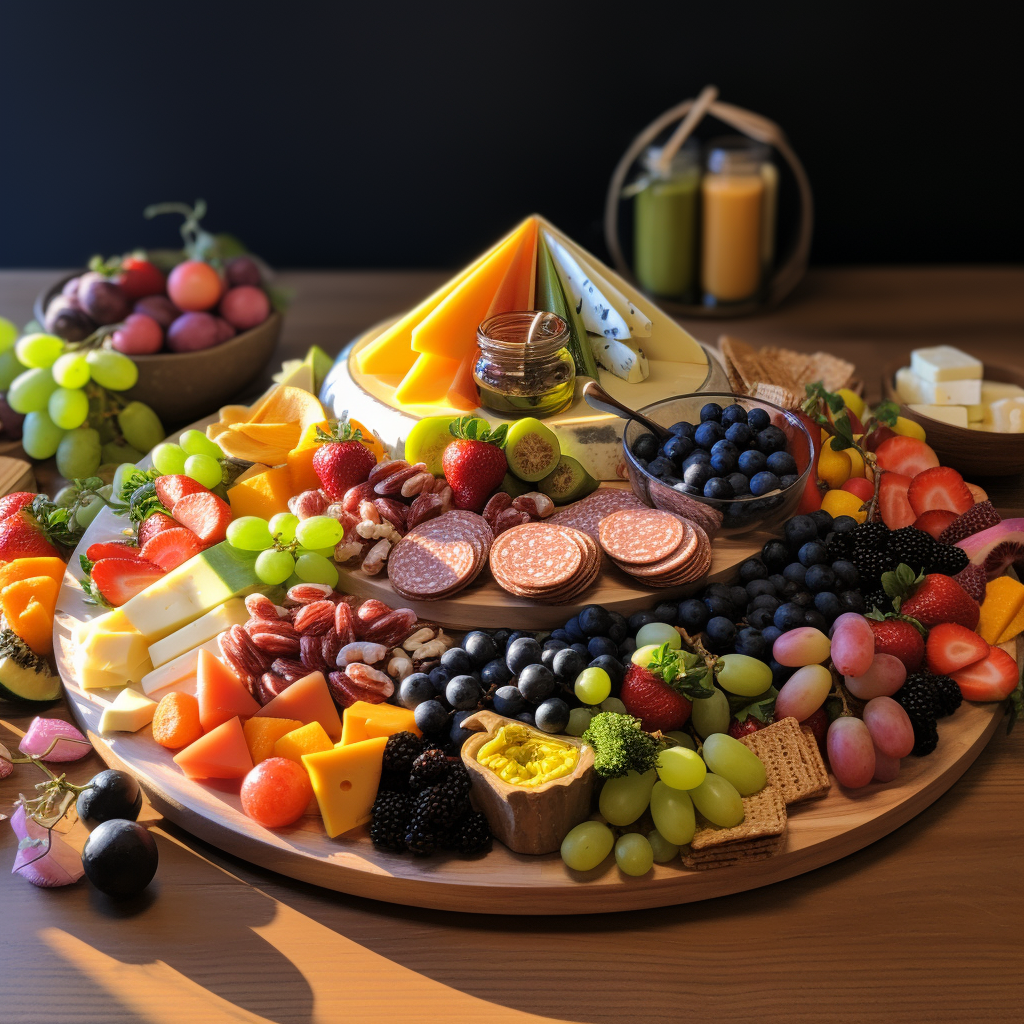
[895,367,981,405]
[590,334,650,383]
[981,380,1024,403]
[987,396,1024,432]
[82,629,150,674]
[908,404,969,427]
[141,636,223,697]
[910,345,983,382]
[148,598,248,668]
[100,688,157,733]
[967,403,985,422]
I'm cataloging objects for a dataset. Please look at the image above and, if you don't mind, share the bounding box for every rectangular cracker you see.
[682,834,785,870]
[740,717,831,805]
[689,783,787,852]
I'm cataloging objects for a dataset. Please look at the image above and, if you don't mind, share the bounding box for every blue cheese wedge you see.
[591,335,650,383]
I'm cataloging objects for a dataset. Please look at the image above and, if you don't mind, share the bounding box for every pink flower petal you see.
[10,806,84,887]
[18,717,91,762]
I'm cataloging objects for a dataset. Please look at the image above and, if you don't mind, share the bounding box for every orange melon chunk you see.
[253,671,342,741]
[227,465,294,520]
[302,736,387,838]
[977,577,1024,645]
[173,716,253,780]
[243,716,304,764]
[447,351,481,411]
[1,575,59,656]
[196,649,260,732]
[340,701,421,746]
[486,217,537,316]
[0,557,67,592]
[274,721,333,763]
[394,351,464,406]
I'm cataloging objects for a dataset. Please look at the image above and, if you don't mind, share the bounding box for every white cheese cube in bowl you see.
[910,345,983,382]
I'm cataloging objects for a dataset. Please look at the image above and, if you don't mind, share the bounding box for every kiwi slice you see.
[538,455,598,505]
[505,417,561,482]
[404,415,488,475]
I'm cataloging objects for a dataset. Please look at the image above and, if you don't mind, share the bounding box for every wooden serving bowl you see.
[36,274,282,428]
[882,359,1024,477]
[460,710,595,855]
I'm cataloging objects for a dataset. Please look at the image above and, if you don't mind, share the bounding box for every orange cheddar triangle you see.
[196,649,260,732]
[341,701,421,745]
[243,716,304,764]
[173,716,253,779]
[303,736,387,838]
[393,351,464,406]
[486,217,537,317]
[446,351,480,411]
[253,671,342,741]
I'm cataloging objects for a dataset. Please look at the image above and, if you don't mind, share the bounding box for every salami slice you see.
[549,488,645,541]
[388,510,491,600]
[598,508,685,565]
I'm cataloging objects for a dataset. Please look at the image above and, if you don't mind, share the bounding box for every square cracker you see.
[740,717,831,805]
[689,783,787,852]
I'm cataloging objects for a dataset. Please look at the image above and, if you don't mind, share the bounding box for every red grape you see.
[240,757,312,828]
[872,745,901,783]
[61,276,82,298]
[0,394,25,439]
[167,260,222,311]
[167,312,221,352]
[44,296,96,341]
[225,255,262,287]
[112,312,163,355]
[220,285,270,330]
[134,294,180,328]
[117,257,165,299]
[77,273,131,325]
[213,317,237,343]
[826,716,876,789]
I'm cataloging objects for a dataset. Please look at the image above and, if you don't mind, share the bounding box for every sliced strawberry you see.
[875,436,940,477]
[86,540,141,562]
[90,557,165,606]
[140,527,204,571]
[137,511,179,547]
[170,491,231,544]
[951,646,1018,702]
[154,474,209,511]
[925,622,990,675]
[907,466,974,517]
[878,472,915,529]
[912,509,958,540]
[0,491,36,522]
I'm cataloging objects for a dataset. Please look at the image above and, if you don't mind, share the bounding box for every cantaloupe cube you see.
[253,671,342,741]
[2,575,59,656]
[173,716,253,780]
[287,445,321,493]
[977,577,1024,645]
[303,736,387,838]
[340,701,420,746]
[227,465,294,520]
[274,721,333,763]
[0,557,67,592]
[196,649,260,732]
[243,716,304,764]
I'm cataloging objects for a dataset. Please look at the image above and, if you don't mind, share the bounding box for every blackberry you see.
[383,731,424,776]
[851,524,895,582]
[369,791,411,851]
[893,673,940,756]
[414,776,470,829]
[909,717,938,756]
[852,521,891,547]
[931,674,963,718]
[825,531,850,561]
[864,589,893,615]
[928,543,969,577]
[887,528,933,573]
[444,761,472,798]
[447,811,493,855]
[404,814,440,855]
[408,748,450,792]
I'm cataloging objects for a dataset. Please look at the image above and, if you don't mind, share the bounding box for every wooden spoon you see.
[581,380,670,440]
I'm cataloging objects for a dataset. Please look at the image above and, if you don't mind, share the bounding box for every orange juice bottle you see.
[701,140,768,303]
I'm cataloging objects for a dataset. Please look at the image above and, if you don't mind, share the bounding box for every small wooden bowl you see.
[36,274,282,428]
[882,359,1024,477]
[460,710,595,856]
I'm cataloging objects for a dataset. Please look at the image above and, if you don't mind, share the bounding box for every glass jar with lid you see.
[473,311,575,417]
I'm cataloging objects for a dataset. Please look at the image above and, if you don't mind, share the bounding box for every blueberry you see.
[565,616,586,641]
[761,539,791,572]
[798,540,830,567]
[450,710,476,750]
[446,674,482,710]
[727,472,751,495]
[781,579,803,600]
[783,561,807,585]
[705,584,733,601]
[491,629,511,649]
[618,637,636,659]
[398,672,435,709]
[721,404,748,427]
[746,578,776,599]
[730,585,749,612]
[648,456,674,478]
[768,573,787,592]
[750,471,781,496]
[414,699,450,735]
[462,630,498,667]
[631,433,659,461]
[587,636,619,660]
[674,482,702,496]
[699,402,723,422]
[684,462,713,489]
[682,449,711,467]
[429,665,452,694]
[541,640,567,669]
[840,590,866,613]
[809,509,835,537]
[805,564,837,593]
[774,602,806,631]
[750,594,782,613]
[589,654,625,688]
[515,711,536,726]
[734,627,769,660]
[709,451,737,476]
[704,476,733,499]
[628,610,658,633]
[724,422,752,448]
[832,515,859,535]
[784,515,818,550]
[663,435,693,463]
[535,697,571,734]
[505,630,530,652]
[746,606,775,630]
[747,408,770,431]
[571,642,589,659]
[517,663,556,703]
[738,449,768,476]
[669,421,696,439]
[506,636,543,674]
[493,684,528,717]
[705,616,737,652]
[761,625,783,646]
[759,425,788,454]
[579,605,612,637]
[780,474,799,489]
[790,590,813,608]
[770,659,793,687]
[767,451,797,476]
[814,591,843,620]
[803,609,829,631]
[739,557,768,583]
[678,598,709,633]
[650,601,677,626]
[548,628,572,644]
[694,421,726,449]
[441,646,474,676]
[832,560,860,587]
[607,611,629,643]
[552,647,586,683]
[711,438,739,460]
[481,658,514,688]
[704,594,735,619]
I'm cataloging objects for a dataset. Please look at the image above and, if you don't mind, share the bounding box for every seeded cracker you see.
[739,717,830,805]
[682,784,787,870]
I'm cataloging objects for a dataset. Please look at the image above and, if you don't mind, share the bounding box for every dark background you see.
[1,3,1020,270]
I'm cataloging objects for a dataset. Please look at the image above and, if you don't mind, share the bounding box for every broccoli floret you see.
[581,712,659,778]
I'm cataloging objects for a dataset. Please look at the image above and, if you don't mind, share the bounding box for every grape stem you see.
[2,737,93,829]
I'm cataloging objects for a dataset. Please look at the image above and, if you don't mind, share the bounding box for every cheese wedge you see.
[590,335,650,384]
[148,599,248,669]
[100,688,157,733]
[303,737,387,838]
[394,351,463,406]
[910,345,982,382]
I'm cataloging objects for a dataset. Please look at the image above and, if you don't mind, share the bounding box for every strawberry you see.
[874,435,940,477]
[907,466,973,517]
[86,540,141,562]
[885,564,981,630]
[137,511,179,547]
[803,707,828,749]
[878,472,915,529]
[170,491,231,544]
[912,509,958,540]
[926,621,990,675]
[951,646,1018,702]
[0,510,60,561]
[937,500,1001,546]
[116,256,165,299]
[868,616,925,672]
[619,643,711,733]
[140,527,203,571]
[154,474,208,511]
[90,557,165,606]
[0,491,36,522]
[312,422,377,500]
[728,718,763,739]
[440,417,508,513]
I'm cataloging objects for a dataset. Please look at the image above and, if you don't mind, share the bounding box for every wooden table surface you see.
[1,268,1022,1024]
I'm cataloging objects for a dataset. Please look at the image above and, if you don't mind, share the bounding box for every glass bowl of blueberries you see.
[623,393,814,536]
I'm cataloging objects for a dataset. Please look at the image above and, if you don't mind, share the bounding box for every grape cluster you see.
[225,510,342,588]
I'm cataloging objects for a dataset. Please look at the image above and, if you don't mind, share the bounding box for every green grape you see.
[689,773,745,828]
[56,427,102,479]
[0,348,27,390]
[656,745,706,790]
[650,781,697,845]
[255,549,295,586]
[664,730,696,751]
[294,515,344,550]
[294,552,339,588]
[614,833,654,877]
[102,441,144,465]
[560,820,614,872]
[7,367,59,413]
[76,494,106,529]
[690,686,730,738]
[54,484,78,508]
[269,512,299,544]
[51,352,90,388]
[152,443,187,475]
[179,429,223,459]
[700,733,768,796]
[86,349,138,391]
[598,768,657,826]
[635,622,681,650]
[630,643,662,669]
[600,697,627,715]
[0,316,16,352]
[22,409,64,459]
[716,654,773,697]
[226,516,274,551]
[647,829,680,864]
[117,401,165,453]
[112,462,138,496]
[574,667,611,705]
[48,386,89,430]
[184,453,222,489]
[15,332,64,369]
[564,707,593,737]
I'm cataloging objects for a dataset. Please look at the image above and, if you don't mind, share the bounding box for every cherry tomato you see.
[117,257,165,300]
[240,757,313,828]
[167,260,223,311]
